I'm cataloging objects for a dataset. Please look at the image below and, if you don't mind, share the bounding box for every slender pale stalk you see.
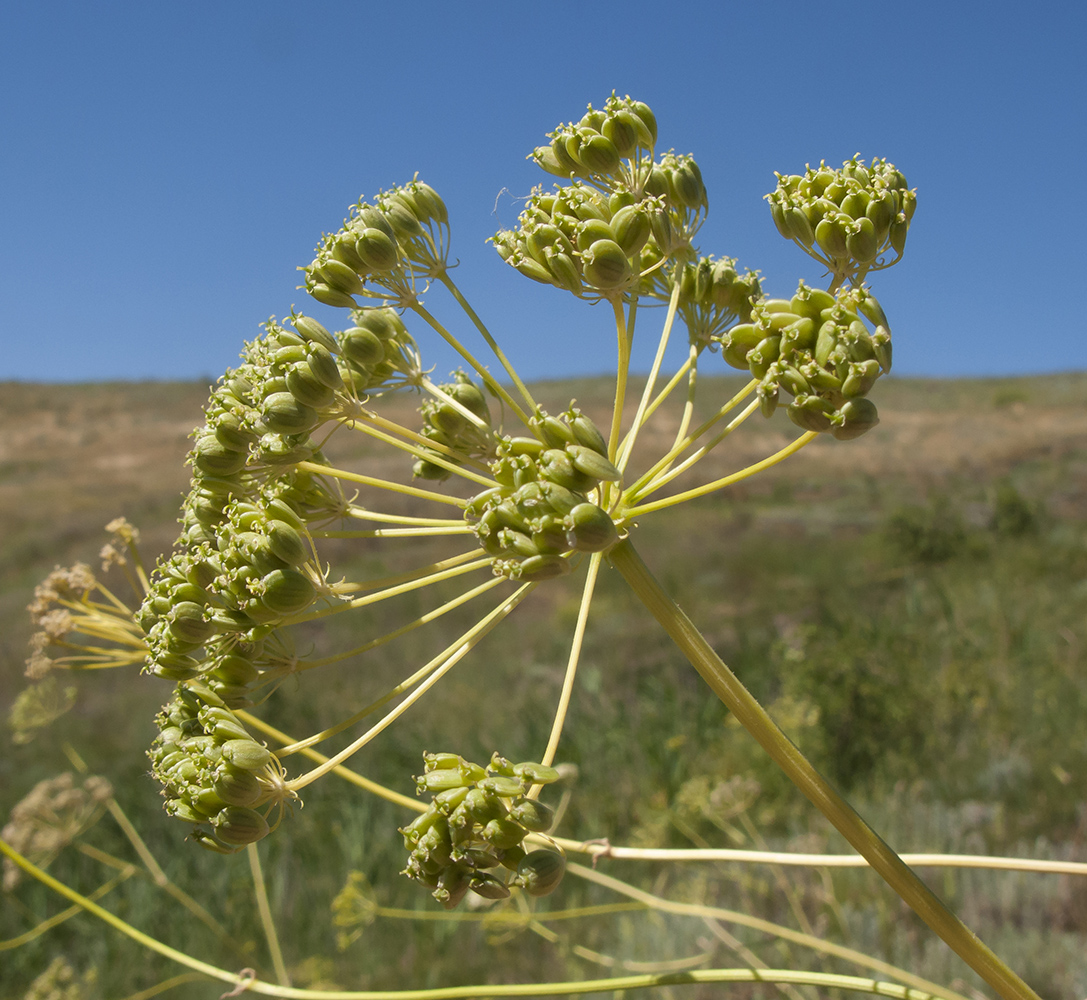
[295,461,467,509]
[567,861,968,1000]
[300,576,505,669]
[607,296,632,463]
[617,277,683,473]
[538,552,603,770]
[328,550,486,596]
[624,432,818,516]
[314,526,474,539]
[285,584,532,791]
[630,397,761,500]
[248,844,291,987]
[438,273,538,417]
[410,301,530,423]
[608,539,1041,1000]
[340,416,494,486]
[343,508,464,528]
[343,409,489,474]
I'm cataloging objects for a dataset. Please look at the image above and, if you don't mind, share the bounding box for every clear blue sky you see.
[2,1,1084,383]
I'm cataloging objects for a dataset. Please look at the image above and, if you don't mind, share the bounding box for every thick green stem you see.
[608,538,1041,1000]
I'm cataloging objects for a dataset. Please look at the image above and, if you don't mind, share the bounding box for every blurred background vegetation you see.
[2,374,1086,999]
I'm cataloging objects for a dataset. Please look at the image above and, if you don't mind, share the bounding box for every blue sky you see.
[2,2,1084,383]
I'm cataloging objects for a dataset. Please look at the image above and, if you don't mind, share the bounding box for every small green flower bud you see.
[514,849,566,897]
[220,739,271,771]
[257,567,316,615]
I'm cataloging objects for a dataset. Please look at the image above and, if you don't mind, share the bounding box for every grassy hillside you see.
[2,374,1086,998]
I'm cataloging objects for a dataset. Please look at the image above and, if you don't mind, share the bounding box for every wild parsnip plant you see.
[2,94,1051,1000]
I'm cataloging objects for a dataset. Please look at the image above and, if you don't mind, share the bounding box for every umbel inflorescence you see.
[20,93,914,901]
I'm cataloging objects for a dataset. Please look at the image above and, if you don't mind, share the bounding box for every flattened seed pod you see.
[582,239,631,290]
[292,316,339,354]
[831,397,880,440]
[510,798,554,832]
[566,444,621,482]
[788,394,836,432]
[355,228,400,272]
[262,392,319,435]
[566,502,618,552]
[220,739,271,771]
[286,365,335,409]
[341,326,386,368]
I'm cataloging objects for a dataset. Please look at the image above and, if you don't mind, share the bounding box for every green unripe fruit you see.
[305,344,344,390]
[212,768,262,808]
[308,282,357,309]
[469,873,511,900]
[831,397,880,440]
[514,554,571,581]
[355,228,400,271]
[788,394,836,432]
[319,257,365,295]
[211,654,260,686]
[610,204,651,257]
[482,817,527,850]
[566,444,621,482]
[257,568,316,615]
[582,239,631,290]
[383,196,424,239]
[214,805,270,846]
[434,866,471,910]
[151,652,202,681]
[784,206,814,246]
[889,217,909,256]
[513,761,561,783]
[341,327,386,368]
[846,217,879,263]
[630,101,657,145]
[220,739,270,771]
[514,255,554,284]
[262,392,319,435]
[575,218,616,253]
[602,111,639,157]
[872,327,892,372]
[509,798,554,832]
[286,365,336,408]
[168,602,214,645]
[213,414,257,453]
[566,502,618,552]
[291,316,339,353]
[758,380,779,418]
[840,189,870,220]
[267,521,307,567]
[539,449,596,492]
[193,438,248,477]
[330,235,368,273]
[791,286,836,319]
[514,849,566,897]
[545,251,584,295]
[579,133,621,175]
[815,216,850,258]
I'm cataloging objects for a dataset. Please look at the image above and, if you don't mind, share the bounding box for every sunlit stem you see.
[314,526,474,540]
[624,432,817,517]
[0,866,133,951]
[410,300,530,424]
[277,582,508,753]
[63,743,234,946]
[344,507,463,528]
[536,552,603,775]
[420,376,490,431]
[341,416,493,485]
[616,276,682,474]
[286,584,532,792]
[438,273,538,417]
[608,539,1041,1000]
[344,408,489,474]
[328,550,485,596]
[630,398,761,501]
[248,844,291,987]
[669,345,701,455]
[295,461,467,509]
[607,296,632,464]
[623,379,757,500]
[291,556,491,623]
[0,847,985,1000]
[637,353,695,427]
[566,861,969,1000]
